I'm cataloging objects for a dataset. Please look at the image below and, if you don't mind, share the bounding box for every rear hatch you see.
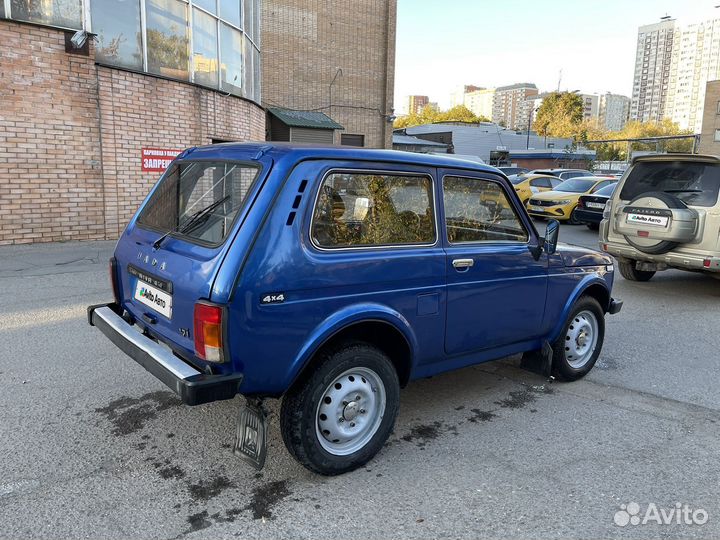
[610,157,720,252]
[113,156,268,364]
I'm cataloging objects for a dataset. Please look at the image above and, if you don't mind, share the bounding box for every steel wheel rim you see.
[315,367,386,456]
[564,310,599,369]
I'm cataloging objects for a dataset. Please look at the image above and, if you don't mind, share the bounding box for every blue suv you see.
[88,143,622,475]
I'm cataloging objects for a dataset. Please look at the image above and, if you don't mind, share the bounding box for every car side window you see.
[549,178,563,188]
[311,172,436,248]
[530,177,551,188]
[443,176,529,243]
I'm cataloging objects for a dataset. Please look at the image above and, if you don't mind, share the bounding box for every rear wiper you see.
[152,195,230,250]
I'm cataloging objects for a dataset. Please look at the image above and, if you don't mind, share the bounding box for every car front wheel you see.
[280,342,400,475]
[552,296,605,381]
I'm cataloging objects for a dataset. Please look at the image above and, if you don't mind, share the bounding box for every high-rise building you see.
[579,94,600,122]
[407,95,430,115]
[463,88,495,119]
[599,93,631,131]
[492,83,539,129]
[450,84,483,107]
[665,17,720,132]
[630,19,676,123]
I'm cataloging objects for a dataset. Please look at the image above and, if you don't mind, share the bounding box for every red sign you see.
[141,147,182,173]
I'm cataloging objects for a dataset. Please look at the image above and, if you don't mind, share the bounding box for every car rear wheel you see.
[586,222,599,231]
[280,342,399,475]
[618,259,655,282]
[552,296,604,381]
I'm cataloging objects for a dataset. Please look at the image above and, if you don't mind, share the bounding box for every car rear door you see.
[440,169,548,355]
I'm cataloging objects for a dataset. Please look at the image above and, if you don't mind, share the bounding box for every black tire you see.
[586,222,600,231]
[551,296,605,381]
[618,259,655,282]
[623,191,690,255]
[280,342,400,475]
[567,207,581,225]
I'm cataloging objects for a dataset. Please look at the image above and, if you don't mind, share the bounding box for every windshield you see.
[619,161,720,207]
[555,178,597,193]
[137,160,260,245]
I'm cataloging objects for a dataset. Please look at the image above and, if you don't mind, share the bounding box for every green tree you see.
[533,92,584,138]
[394,104,488,129]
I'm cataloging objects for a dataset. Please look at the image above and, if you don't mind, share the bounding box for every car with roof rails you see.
[509,173,564,205]
[600,153,720,281]
[88,143,622,475]
[527,177,617,224]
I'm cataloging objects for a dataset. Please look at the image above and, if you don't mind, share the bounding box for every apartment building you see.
[599,93,631,131]
[630,19,676,123]
[463,88,495,119]
[492,83,539,129]
[406,95,430,115]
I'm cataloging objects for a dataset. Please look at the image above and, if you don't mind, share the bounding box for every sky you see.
[394,0,719,113]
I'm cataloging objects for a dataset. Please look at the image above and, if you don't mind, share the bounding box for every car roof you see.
[178,142,502,175]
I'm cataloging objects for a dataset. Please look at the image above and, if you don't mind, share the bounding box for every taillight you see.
[109,257,120,304]
[194,302,224,362]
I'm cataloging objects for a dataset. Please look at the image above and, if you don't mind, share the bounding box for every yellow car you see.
[509,174,564,204]
[526,177,616,224]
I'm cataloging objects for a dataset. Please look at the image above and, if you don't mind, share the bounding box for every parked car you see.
[527,177,617,224]
[498,166,529,176]
[530,168,591,180]
[88,143,622,475]
[510,173,564,205]
[600,153,720,281]
[576,183,617,230]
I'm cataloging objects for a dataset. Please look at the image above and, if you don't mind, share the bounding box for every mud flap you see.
[233,398,268,470]
[520,340,554,378]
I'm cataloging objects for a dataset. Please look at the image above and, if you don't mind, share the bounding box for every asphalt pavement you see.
[1,223,719,540]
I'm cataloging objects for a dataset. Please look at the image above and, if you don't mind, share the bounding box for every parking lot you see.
[1,223,719,539]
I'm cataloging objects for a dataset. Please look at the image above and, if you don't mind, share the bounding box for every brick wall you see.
[698,80,720,156]
[262,0,396,149]
[0,19,265,245]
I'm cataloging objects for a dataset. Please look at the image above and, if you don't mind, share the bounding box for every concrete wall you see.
[261,0,396,149]
[0,19,265,245]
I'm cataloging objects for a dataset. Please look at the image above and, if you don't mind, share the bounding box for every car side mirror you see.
[544,219,559,255]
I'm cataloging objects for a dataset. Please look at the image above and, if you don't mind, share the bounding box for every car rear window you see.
[137,160,260,245]
[619,161,720,207]
[594,184,616,197]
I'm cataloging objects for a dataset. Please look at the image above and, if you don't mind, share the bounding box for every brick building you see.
[0,0,397,244]
[698,80,720,156]
[262,0,396,149]
[492,83,538,130]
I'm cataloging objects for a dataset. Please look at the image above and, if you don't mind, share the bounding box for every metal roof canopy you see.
[267,107,344,130]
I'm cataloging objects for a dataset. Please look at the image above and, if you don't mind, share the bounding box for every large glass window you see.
[9,0,82,28]
[92,0,143,70]
[146,0,190,80]
[192,8,218,87]
[220,22,242,94]
[443,176,528,243]
[85,0,260,103]
[312,173,436,248]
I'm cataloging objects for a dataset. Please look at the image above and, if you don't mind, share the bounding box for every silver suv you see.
[600,154,720,281]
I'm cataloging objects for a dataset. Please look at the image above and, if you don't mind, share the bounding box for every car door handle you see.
[452,258,474,269]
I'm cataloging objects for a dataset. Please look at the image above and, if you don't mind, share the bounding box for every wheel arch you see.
[548,277,610,343]
[283,304,417,394]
